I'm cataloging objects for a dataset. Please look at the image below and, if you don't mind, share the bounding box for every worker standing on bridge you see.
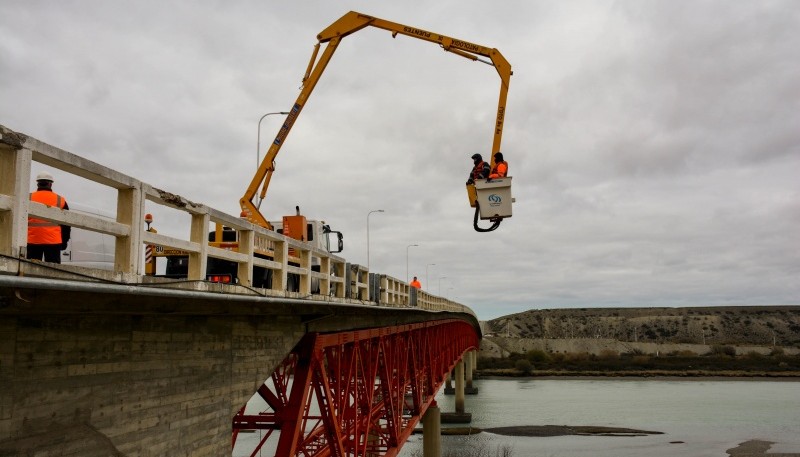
[488,152,508,179]
[410,276,421,289]
[27,172,70,263]
[466,153,491,185]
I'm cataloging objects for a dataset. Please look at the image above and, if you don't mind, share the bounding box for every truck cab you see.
[270,216,343,255]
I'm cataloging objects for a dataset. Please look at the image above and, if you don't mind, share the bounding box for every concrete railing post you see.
[0,145,31,258]
[358,266,369,300]
[188,211,209,280]
[273,239,288,291]
[319,256,331,296]
[380,275,388,304]
[115,184,144,275]
[298,246,311,295]
[332,260,345,298]
[237,229,254,287]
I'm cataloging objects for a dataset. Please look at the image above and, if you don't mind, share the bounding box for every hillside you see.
[484,306,800,348]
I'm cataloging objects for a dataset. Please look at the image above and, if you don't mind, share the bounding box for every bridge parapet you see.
[0,124,475,318]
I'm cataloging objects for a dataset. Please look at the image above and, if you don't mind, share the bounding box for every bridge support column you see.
[366,429,380,457]
[444,370,454,394]
[422,401,441,457]
[455,360,465,413]
[441,359,471,423]
[465,349,478,394]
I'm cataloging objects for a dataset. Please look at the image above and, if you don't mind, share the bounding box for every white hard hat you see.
[36,172,54,182]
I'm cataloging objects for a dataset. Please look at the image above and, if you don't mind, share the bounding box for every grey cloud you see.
[2,1,798,319]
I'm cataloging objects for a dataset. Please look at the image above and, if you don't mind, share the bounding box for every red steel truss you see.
[232,319,479,456]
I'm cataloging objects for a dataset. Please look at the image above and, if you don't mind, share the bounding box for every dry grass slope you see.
[486,306,800,347]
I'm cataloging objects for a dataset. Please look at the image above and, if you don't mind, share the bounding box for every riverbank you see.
[476,369,800,378]
[413,425,663,437]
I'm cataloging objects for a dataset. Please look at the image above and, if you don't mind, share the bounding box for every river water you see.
[234,378,800,457]
[399,378,800,457]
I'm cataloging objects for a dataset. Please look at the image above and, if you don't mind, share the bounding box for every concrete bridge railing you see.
[0,124,473,316]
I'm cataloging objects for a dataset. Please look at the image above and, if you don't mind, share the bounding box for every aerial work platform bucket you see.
[467,177,513,220]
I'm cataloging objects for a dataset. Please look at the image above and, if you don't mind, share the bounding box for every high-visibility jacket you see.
[471,161,490,181]
[28,190,67,244]
[410,279,421,289]
[489,161,508,179]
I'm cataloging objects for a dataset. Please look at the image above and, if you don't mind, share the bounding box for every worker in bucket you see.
[410,276,421,289]
[466,153,491,185]
[27,171,71,263]
[489,152,508,179]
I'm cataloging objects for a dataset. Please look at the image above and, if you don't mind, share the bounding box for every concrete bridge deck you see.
[0,260,476,456]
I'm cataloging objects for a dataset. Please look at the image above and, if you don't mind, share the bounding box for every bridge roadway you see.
[0,124,482,456]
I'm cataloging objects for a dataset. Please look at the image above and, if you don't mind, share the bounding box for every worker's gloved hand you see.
[466,179,474,185]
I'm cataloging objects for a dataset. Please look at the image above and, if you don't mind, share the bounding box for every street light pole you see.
[257,111,289,169]
[406,244,419,283]
[426,263,436,289]
[439,276,447,295]
[367,210,384,272]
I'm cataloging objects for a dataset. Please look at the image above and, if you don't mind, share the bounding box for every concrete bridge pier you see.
[444,350,478,395]
[440,359,471,423]
[443,371,454,394]
[455,360,465,413]
[422,401,441,457]
[465,349,478,394]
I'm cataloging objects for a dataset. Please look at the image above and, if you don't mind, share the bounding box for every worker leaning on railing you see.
[27,171,71,263]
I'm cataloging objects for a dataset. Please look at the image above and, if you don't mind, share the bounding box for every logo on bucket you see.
[488,194,502,206]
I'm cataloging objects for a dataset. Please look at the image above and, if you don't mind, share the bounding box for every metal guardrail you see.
[0,124,474,316]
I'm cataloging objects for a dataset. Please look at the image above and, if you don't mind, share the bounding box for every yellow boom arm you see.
[240,11,512,230]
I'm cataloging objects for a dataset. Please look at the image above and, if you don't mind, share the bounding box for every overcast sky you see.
[2,1,798,320]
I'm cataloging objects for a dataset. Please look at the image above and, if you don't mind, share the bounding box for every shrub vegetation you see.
[478,349,800,376]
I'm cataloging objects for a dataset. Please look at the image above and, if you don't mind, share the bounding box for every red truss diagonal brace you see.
[233,319,479,457]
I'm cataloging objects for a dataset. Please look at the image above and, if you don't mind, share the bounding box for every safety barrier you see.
[0,124,473,315]
[377,274,458,310]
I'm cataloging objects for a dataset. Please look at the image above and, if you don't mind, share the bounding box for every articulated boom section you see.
[232,320,479,456]
[242,10,512,231]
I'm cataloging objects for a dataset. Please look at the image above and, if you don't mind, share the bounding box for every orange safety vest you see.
[410,279,421,289]
[489,161,508,178]
[28,190,66,244]
[472,161,490,181]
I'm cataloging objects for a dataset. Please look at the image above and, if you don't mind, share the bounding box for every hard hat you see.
[36,172,54,182]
